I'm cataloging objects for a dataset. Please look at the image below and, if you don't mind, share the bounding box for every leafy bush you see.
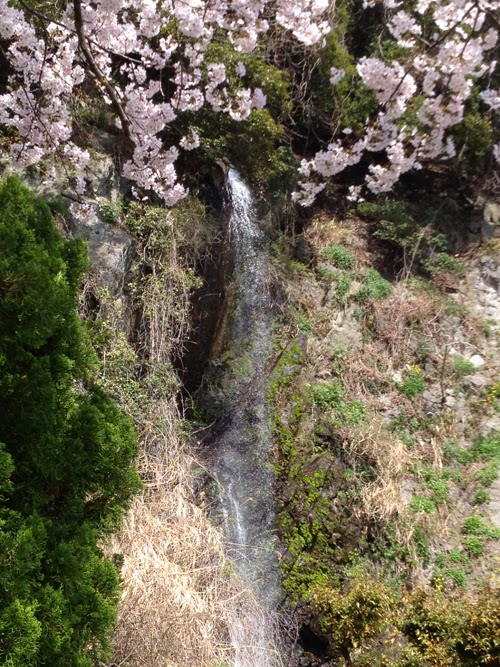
[421,467,449,505]
[410,496,437,514]
[310,380,346,411]
[451,356,477,378]
[399,366,426,398]
[337,400,367,426]
[463,535,484,558]
[424,252,463,277]
[321,245,355,270]
[303,17,379,137]
[310,381,366,426]
[310,573,396,656]
[448,548,469,565]
[295,312,313,334]
[462,515,500,539]
[444,432,500,503]
[445,567,468,589]
[99,196,124,223]
[472,488,491,505]
[334,273,353,304]
[354,269,392,303]
[357,197,460,278]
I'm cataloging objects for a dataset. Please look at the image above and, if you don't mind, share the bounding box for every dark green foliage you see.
[295,0,379,138]
[0,177,141,666]
[184,37,294,188]
[462,515,500,539]
[357,197,462,278]
[452,89,496,172]
[311,571,396,655]
[312,578,500,665]
[310,380,367,426]
[199,108,294,188]
[463,536,484,558]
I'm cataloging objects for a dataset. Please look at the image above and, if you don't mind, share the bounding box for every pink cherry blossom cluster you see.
[294,0,499,204]
[0,0,328,205]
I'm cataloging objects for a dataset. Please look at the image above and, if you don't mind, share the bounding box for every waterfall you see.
[213,168,282,667]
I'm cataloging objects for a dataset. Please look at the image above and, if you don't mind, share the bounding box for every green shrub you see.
[421,467,449,505]
[472,432,500,461]
[463,535,484,558]
[99,196,124,223]
[451,356,477,378]
[449,549,469,565]
[316,267,336,283]
[413,527,431,566]
[462,515,500,539]
[310,380,346,411]
[321,245,355,270]
[472,488,491,505]
[410,496,437,514]
[402,585,500,666]
[357,197,460,279]
[337,400,368,426]
[456,584,500,664]
[334,273,353,304]
[295,312,313,334]
[0,177,141,666]
[424,253,463,277]
[310,573,396,657]
[452,89,496,171]
[310,381,367,426]
[445,567,468,589]
[399,367,426,398]
[475,460,500,487]
[444,440,473,465]
[354,269,392,303]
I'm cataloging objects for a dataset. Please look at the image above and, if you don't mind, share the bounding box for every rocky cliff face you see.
[269,196,500,666]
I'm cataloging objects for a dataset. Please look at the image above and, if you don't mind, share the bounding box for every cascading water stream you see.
[212,168,282,667]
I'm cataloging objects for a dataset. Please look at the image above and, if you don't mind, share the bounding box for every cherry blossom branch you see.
[72,0,131,137]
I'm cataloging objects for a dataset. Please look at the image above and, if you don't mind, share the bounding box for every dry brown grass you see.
[305,214,361,256]
[107,398,240,667]
[348,420,415,526]
[370,282,442,366]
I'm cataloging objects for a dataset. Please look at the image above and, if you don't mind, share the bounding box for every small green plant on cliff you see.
[462,515,500,540]
[313,577,500,665]
[451,356,477,378]
[99,196,124,223]
[321,245,356,270]
[398,365,426,398]
[353,269,392,304]
[357,197,460,278]
[463,536,484,558]
[310,380,345,410]
[410,495,437,514]
[334,273,353,304]
[423,252,463,277]
[444,432,500,507]
[310,380,367,426]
